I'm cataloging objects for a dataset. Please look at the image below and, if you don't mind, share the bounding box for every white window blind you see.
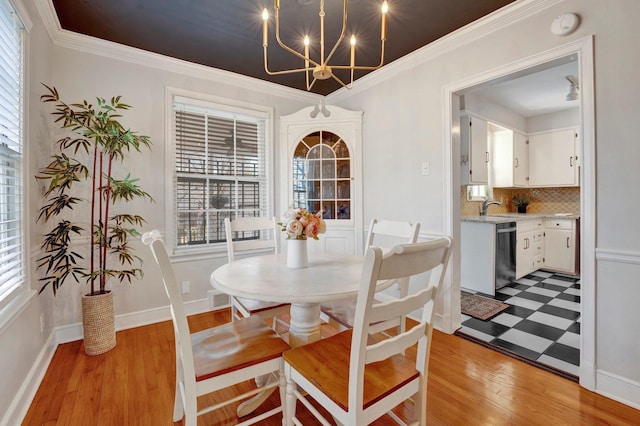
[0,0,25,301]
[173,101,268,249]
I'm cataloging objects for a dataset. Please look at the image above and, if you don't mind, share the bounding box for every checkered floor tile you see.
[458,270,581,377]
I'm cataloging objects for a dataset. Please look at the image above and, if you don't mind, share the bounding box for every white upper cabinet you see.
[460,114,489,185]
[512,132,529,186]
[492,125,528,188]
[528,128,578,187]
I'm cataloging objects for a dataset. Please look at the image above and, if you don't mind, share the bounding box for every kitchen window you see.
[0,0,28,327]
[467,185,492,201]
[170,94,272,254]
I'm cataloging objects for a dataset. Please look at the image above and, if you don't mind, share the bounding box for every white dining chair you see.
[224,216,291,331]
[283,237,452,426]
[142,230,290,426]
[320,218,420,334]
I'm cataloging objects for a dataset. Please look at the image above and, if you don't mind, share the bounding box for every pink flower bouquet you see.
[279,208,326,240]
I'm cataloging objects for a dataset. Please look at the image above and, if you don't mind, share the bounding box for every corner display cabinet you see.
[280,105,363,255]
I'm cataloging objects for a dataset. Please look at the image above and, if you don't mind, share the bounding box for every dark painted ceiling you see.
[52,0,516,95]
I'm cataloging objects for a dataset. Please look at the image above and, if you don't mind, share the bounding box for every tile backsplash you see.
[461,186,580,216]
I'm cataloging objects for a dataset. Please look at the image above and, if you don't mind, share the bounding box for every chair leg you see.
[231,302,239,322]
[279,363,287,422]
[184,385,198,426]
[284,364,297,426]
[172,387,184,422]
[173,349,185,422]
[415,377,427,426]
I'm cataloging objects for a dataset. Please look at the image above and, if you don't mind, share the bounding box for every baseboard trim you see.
[54,297,210,344]
[1,332,56,426]
[595,369,640,410]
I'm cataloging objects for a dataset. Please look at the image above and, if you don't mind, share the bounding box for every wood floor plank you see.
[22,310,640,425]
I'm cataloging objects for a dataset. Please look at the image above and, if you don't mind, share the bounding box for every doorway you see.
[443,37,595,388]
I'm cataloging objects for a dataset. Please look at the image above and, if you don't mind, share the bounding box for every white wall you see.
[463,92,528,133]
[2,1,316,421]
[527,108,579,133]
[4,0,640,421]
[463,92,579,134]
[333,0,640,408]
[42,46,315,328]
[0,0,55,423]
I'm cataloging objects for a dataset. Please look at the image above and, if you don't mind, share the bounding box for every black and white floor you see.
[458,270,581,378]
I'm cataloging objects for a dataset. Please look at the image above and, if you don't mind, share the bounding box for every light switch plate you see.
[422,161,430,176]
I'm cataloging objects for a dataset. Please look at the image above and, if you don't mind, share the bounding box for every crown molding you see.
[328,0,564,103]
[33,0,320,104]
[34,0,561,104]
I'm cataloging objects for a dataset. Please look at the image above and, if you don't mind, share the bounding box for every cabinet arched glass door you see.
[292,131,351,220]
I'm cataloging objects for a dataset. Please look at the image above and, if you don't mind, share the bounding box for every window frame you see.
[165,88,274,260]
[0,0,33,333]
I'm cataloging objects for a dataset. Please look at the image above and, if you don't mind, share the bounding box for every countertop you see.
[461,213,580,224]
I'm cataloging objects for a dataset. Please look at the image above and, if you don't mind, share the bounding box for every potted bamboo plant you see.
[36,85,152,355]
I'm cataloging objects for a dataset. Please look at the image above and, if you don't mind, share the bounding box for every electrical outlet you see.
[40,313,45,333]
[182,281,190,294]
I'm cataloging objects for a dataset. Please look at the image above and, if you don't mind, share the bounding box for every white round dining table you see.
[210,253,364,348]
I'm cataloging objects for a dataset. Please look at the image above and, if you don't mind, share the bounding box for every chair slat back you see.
[349,237,452,407]
[224,217,279,262]
[142,231,196,385]
[365,219,420,292]
[369,286,435,328]
[365,219,420,252]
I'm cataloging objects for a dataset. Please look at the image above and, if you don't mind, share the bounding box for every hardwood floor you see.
[23,309,640,425]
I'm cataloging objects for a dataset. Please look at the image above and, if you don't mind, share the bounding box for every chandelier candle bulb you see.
[381,1,388,40]
[304,36,310,68]
[262,9,268,46]
[350,35,355,68]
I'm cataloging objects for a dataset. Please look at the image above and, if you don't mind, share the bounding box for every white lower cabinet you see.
[516,219,543,279]
[544,219,578,274]
[461,221,496,296]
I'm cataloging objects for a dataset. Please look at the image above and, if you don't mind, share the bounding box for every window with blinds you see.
[0,0,25,303]
[173,101,268,249]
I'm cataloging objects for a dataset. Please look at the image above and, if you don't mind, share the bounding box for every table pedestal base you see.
[288,303,322,348]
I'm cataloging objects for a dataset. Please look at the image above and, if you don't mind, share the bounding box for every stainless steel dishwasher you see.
[495,222,516,289]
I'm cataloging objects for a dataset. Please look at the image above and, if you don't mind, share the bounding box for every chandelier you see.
[262,0,389,91]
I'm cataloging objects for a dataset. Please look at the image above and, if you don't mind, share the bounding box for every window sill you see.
[0,287,37,335]
[170,246,228,263]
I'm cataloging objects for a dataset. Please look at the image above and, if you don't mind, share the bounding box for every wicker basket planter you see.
[82,291,116,355]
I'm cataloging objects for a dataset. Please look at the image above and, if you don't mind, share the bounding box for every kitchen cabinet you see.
[460,114,489,185]
[528,128,578,187]
[544,219,579,274]
[461,221,496,295]
[516,219,543,279]
[492,126,528,188]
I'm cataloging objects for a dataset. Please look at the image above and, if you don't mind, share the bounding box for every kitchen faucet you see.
[480,198,502,216]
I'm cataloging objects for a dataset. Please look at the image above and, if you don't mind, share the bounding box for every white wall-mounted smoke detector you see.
[551,13,579,36]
